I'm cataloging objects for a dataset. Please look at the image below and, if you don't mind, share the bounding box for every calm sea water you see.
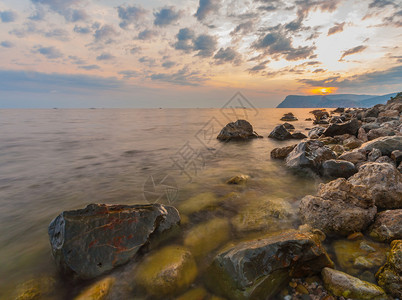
[0,108,322,299]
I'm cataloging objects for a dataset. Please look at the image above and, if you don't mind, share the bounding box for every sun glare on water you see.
[309,87,338,95]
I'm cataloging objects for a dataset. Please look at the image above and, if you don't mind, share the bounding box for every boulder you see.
[270,144,297,160]
[48,203,180,279]
[283,122,295,130]
[343,136,363,149]
[308,127,325,138]
[358,127,368,142]
[376,155,395,165]
[348,162,402,209]
[330,144,345,156]
[217,120,260,141]
[391,150,402,166]
[206,229,333,300]
[378,109,399,118]
[268,125,293,140]
[333,107,345,113]
[362,122,380,132]
[323,119,360,137]
[285,140,336,173]
[369,210,402,242]
[330,116,344,124]
[376,240,402,298]
[322,268,387,300]
[368,148,382,162]
[291,132,307,139]
[299,178,377,236]
[364,107,380,118]
[74,277,115,300]
[280,112,298,121]
[338,150,367,165]
[320,159,357,178]
[310,109,329,122]
[134,245,197,297]
[368,128,395,140]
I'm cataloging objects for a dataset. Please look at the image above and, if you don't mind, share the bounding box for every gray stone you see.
[391,150,402,166]
[368,128,395,140]
[358,127,368,142]
[320,159,357,178]
[268,125,293,140]
[308,127,325,138]
[291,132,307,139]
[375,155,396,165]
[323,119,360,137]
[338,150,367,165]
[360,136,402,156]
[362,123,380,132]
[217,120,261,141]
[368,148,382,162]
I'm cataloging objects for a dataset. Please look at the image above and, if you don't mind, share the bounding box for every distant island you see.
[277,93,397,108]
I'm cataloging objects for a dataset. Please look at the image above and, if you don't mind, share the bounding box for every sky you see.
[0,0,401,108]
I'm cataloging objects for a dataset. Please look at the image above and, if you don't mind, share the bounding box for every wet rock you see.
[283,122,295,130]
[330,116,344,124]
[183,218,230,258]
[206,229,333,300]
[268,125,293,140]
[217,120,261,141]
[322,268,387,300]
[271,144,297,160]
[291,132,308,139]
[310,109,329,123]
[134,245,197,297]
[308,127,325,138]
[74,277,115,300]
[281,112,298,121]
[299,178,376,236]
[285,140,336,173]
[368,148,382,162]
[226,174,249,185]
[343,136,363,149]
[368,128,395,140]
[358,127,369,142]
[323,119,360,137]
[369,209,402,242]
[376,240,402,298]
[391,150,402,166]
[338,150,367,165]
[15,277,56,300]
[178,192,220,215]
[48,203,180,279]
[320,160,357,178]
[348,162,402,209]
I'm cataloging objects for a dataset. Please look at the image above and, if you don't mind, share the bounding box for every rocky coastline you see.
[15,93,402,300]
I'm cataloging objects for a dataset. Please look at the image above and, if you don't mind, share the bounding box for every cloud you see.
[117,5,147,29]
[173,28,195,51]
[368,0,397,8]
[29,7,46,21]
[298,76,341,86]
[162,61,176,68]
[0,41,14,48]
[96,53,115,61]
[248,60,269,73]
[138,56,156,67]
[44,28,69,41]
[339,45,368,61]
[383,9,402,27]
[328,22,345,36]
[94,25,118,43]
[230,21,253,36]
[0,10,17,22]
[34,46,62,59]
[213,47,242,65]
[137,29,158,40]
[31,0,87,22]
[119,70,139,79]
[313,68,326,73]
[150,67,206,86]
[195,0,220,21]
[79,65,100,70]
[193,34,217,57]
[74,25,91,34]
[130,46,142,54]
[154,6,182,26]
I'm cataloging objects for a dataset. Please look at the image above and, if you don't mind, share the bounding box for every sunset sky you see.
[0,0,401,107]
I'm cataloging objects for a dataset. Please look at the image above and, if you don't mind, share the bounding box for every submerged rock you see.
[134,245,197,297]
[323,119,360,137]
[226,174,249,185]
[348,162,402,209]
[360,136,402,156]
[15,277,56,300]
[178,192,220,215]
[322,268,387,300]
[206,229,333,300]
[283,122,295,130]
[217,120,261,141]
[268,124,293,140]
[48,203,180,279]
[369,210,402,242]
[299,178,376,236]
[281,112,298,121]
[74,277,115,300]
[271,144,297,160]
[320,159,357,178]
[291,132,308,139]
[376,240,402,298]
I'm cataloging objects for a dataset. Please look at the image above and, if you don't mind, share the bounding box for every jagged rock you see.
[283,122,295,130]
[299,178,376,236]
[281,112,298,121]
[364,106,380,118]
[368,128,395,140]
[268,125,293,140]
[217,120,261,141]
[310,109,329,122]
[320,159,357,178]
[308,126,325,139]
[270,144,297,159]
[330,144,345,156]
[358,127,368,142]
[323,119,360,137]
[322,268,387,300]
[338,150,367,165]
[330,116,344,124]
[376,240,402,298]
[343,136,363,149]
[226,174,249,185]
[206,229,333,300]
[74,277,115,300]
[348,162,402,209]
[134,245,197,297]
[285,140,336,173]
[368,148,382,162]
[333,107,345,113]
[291,132,307,139]
[391,150,402,166]
[48,203,180,279]
[369,210,402,242]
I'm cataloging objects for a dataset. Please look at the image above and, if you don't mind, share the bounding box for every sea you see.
[0,108,324,299]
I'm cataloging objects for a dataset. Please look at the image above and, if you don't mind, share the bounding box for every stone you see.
[308,127,325,138]
[74,277,115,300]
[375,155,395,165]
[323,119,359,137]
[378,109,399,118]
[322,268,387,300]
[319,136,338,145]
[268,125,293,140]
[15,277,56,300]
[376,240,402,298]
[330,116,344,124]
[310,109,329,122]
[281,112,298,121]
[285,140,336,173]
[391,150,402,166]
[183,218,230,258]
[330,144,345,156]
[362,117,378,123]
[343,136,363,149]
[333,107,345,113]
[206,229,333,300]
[217,120,260,141]
[369,210,402,242]
[176,287,208,300]
[364,107,380,118]
[134,245,197,297]
[291,132,308,139]
[271,144,297,160]
[338,150,367,165]
[368,148,382,162]
[178,192,220,215]
[320,159,357,179]
[48,203,180,279]
[299,178,377,236]
[283,122,295,130]
[362,123,381,132]
[348,162,402,209]
[226,174,249,185]
[358,127,368,142]
[368,128,395,140]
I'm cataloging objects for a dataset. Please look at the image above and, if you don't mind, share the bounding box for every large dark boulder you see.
[268,124,293,140]
[285,140,336,173]
[48,203,180,279]
[270,144,297,159]
[217,120,261,141]
[206,229,333,300]
[323,119,360,137]
[359,136,402,156]
[320,159,357,178]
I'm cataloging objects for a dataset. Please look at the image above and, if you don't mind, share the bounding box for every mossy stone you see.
[74,277,115,300]
[178,192,220,215]
[175,287,207,300]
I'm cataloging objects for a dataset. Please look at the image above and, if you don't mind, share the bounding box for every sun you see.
[309,87,338,95]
